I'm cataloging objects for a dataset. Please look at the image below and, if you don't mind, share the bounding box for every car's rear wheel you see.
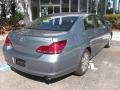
[74,49,90,76]
[105,35,112,48]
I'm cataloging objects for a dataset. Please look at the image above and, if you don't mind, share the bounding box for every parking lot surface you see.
[0,31,120,90]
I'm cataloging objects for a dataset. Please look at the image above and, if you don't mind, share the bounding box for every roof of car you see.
[43,13,95,18]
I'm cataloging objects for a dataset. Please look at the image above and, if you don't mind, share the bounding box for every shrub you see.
[103,14,120,29]
[0,12,24,34]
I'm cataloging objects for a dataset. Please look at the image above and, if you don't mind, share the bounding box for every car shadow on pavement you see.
[11,67,73,84]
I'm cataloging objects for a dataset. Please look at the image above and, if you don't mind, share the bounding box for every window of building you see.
[80,0,87,12]
[88,0,96,13]
[98,0,106,15]
[54,6,60,13]
[51,0,60,4]
[48,7,53,14]
[62,0,69,12]
[71,0,78,12]
[41,0,50,4]
[31,0,39,20]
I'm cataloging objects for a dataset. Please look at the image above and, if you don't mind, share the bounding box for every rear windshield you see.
[26,16,78,31]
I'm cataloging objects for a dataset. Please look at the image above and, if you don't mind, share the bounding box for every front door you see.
[93,15,107,49]
[84,15,104,56]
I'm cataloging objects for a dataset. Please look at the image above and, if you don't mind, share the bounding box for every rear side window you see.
[84,15,95,30]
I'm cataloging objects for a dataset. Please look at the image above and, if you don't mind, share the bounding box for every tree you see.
[0,0,32,24]
[16,0,32,23]
[0,0,15,19]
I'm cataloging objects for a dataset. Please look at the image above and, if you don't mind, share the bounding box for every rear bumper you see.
[3,46,80,79]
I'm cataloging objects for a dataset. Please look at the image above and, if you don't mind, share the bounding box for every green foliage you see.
[103,14,120,29]
[9,12,24,25]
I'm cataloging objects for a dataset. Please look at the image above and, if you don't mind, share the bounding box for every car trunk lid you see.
[9,29,67,56]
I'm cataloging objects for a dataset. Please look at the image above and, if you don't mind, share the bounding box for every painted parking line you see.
[88,61,98,71]
[0,64,11,72]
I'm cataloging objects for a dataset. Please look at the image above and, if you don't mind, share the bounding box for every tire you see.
[74,49,90,76]
[105,35,112,48]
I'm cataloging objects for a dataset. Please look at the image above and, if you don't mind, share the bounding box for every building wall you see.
[31,0,99,20]
[16,0,113,21]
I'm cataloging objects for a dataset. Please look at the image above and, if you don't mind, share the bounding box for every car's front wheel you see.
[74,49,90,76]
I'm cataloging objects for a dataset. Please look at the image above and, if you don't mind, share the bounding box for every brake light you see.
[36,40,67,54]
[5,36,12,46]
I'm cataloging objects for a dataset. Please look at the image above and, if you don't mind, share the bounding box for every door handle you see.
[88,36,92,39]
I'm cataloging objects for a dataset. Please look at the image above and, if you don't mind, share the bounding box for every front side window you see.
[94,16,104,28]
[26,16,78,31]
[84,15,95,30]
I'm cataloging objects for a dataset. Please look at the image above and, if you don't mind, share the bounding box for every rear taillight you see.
[5,36,12,46]
[36,40,67,54]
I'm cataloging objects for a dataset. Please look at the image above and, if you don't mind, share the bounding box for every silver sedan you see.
[3,13,112,80]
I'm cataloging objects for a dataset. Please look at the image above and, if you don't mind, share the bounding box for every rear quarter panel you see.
[50,17,86,72]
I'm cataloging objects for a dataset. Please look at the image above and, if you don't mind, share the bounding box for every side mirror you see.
[104,21,112,27]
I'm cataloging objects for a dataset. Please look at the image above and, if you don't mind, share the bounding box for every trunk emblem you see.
[19,37,25,42]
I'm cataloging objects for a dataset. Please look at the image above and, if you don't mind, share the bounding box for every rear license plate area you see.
[16,58,26,67]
